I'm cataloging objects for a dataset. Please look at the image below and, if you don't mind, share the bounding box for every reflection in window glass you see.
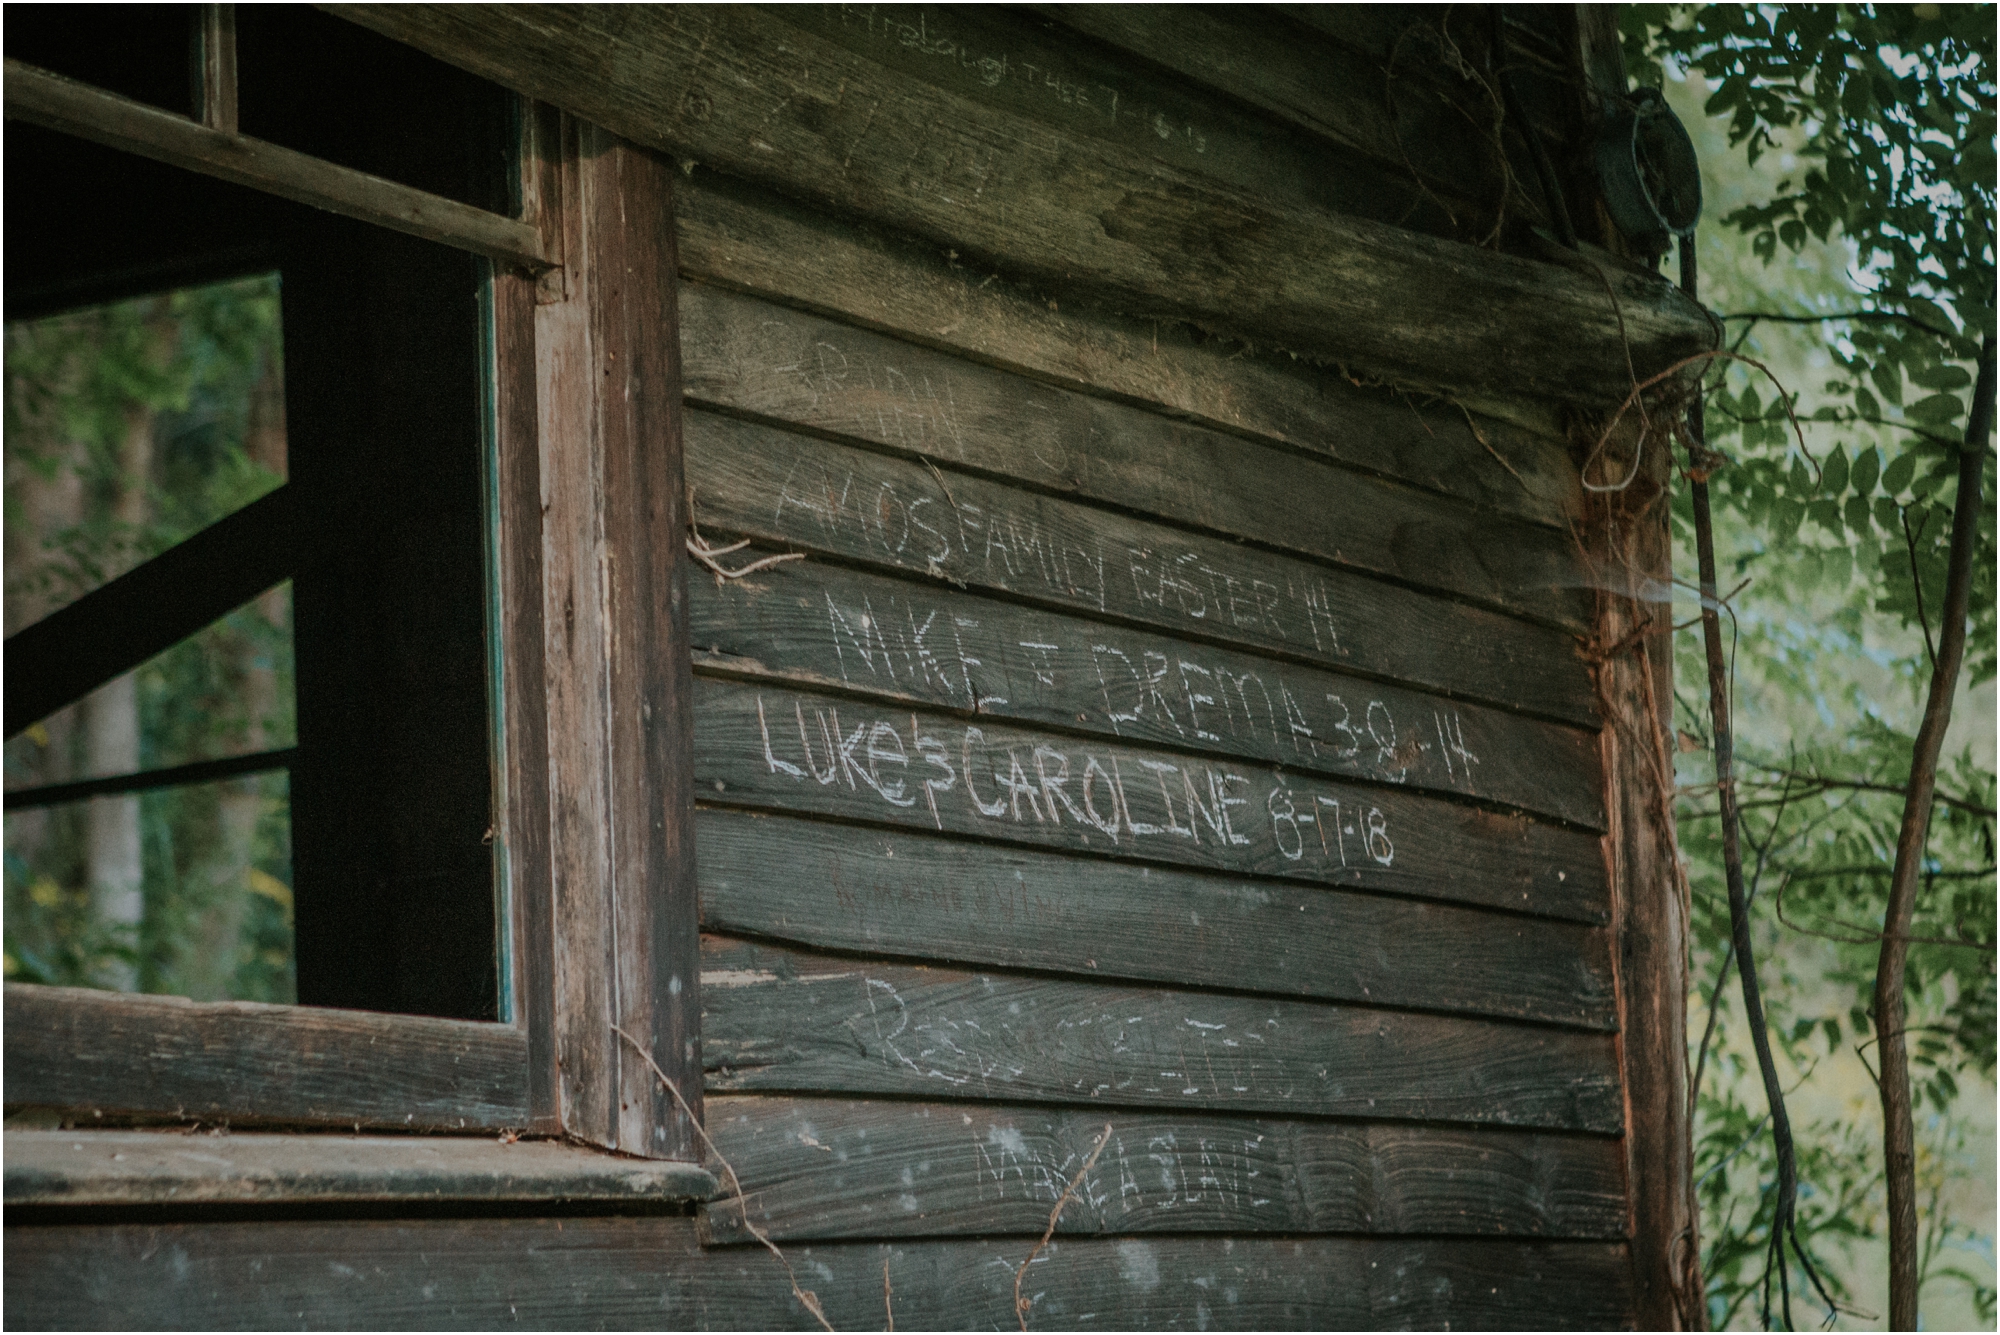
[4,275,296,1001]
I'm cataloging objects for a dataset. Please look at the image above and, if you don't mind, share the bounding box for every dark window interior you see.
[5,6,514,1019]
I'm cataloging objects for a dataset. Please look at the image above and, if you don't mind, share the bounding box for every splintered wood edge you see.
[3,1130,717,1206]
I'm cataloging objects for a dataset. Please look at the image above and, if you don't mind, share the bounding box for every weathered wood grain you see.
[699,1093,1626,1243]
[695,808,1613,1028]
[535,118,700,1159]
[700,937,1624,1133]
[2,59,548,271]
[332,3,1716,402]
[696,678,1608,923]
[691,556,1605,828]
[1586,426,1700,1319]
[673,177,1586,522]
[1020,5,1521,217]
[685,410,1600,720]
[682,294,1592,631]
[489,256,557,1130]
[2,984,528,1130]
[768,3,1493,239]
[4,1130,714,1206]
[2,1215,1636,1329]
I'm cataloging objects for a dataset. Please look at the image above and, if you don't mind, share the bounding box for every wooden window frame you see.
[3,16,701,1169]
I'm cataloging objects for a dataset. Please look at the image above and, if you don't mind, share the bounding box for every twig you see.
[1456,401,1526,485]
[882,1257,893,1332]
[1012,1123,1113,1331]
[1591,350,1821,484]
[612,1026,835,1333]
[687,536,806,582]
[1718,309,1960,341]
[922,457,963,519]
[1900,504,1938,672]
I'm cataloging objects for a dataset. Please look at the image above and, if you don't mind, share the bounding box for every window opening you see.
[5,274,295,1001]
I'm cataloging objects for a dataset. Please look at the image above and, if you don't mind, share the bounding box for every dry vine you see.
[1012,1122,1114,1332]
[613,1026,835,1333]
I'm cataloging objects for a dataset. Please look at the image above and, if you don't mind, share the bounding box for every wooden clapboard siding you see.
[680,296,1594,631]
[699,1094,1626,1244]
[686,412,1599,715]
[695,679,1607,924]
[2,985,527,1130]
[673,178,1587,524]
[333,4,1715,402]
[700,937,1623,1134]
[1,1217,1636,1330]
[768,4,1494,241]
[697,809,1614,1030]
[690,560,1605,829]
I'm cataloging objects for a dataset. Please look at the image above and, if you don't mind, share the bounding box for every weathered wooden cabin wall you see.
[7,5,1701,1328]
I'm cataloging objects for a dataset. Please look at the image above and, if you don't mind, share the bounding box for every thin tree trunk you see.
[83,400,157,991]
[1877,334,1993,1331]
[190,354,288,1000]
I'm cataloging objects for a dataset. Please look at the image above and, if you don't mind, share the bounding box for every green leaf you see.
[1846,495,1873,534]
[1870,358,1904,407]
[1907,393,1965,424]
[1850,447,1880,495]
[1910,363,1972,391]
[1822,445,1850,496]
[1882,451,1917,494]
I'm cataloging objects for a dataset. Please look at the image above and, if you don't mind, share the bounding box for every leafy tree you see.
[1622,4,1995,1328]
[3,275,296,1002]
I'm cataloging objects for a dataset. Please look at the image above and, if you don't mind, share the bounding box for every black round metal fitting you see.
[1596,87,1703,255]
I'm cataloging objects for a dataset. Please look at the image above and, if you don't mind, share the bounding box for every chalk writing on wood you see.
[699,938,1625,1131]
[691,562,1605,828]
[685,411,1599,725]
[697,679,1606,922]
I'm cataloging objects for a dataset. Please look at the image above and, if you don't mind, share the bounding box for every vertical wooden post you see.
[489,101,564,1134]
[191,5,237,134]
[535,113,701,1159]
[1586,427,1700,1330]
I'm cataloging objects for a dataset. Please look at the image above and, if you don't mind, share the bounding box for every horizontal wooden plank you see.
[696,808,1614,1029]
[1020,5,1513,208]
[1,1215,1636,1329]
[2,60,548,272]
[765,4,1493,240]
[696,678,1609,923]
[691,557,1605,828]
[700,937,1624,1134]
[686,410,1600,722]
[334,3,1716,402]
[700,1093,1627,1243]
[3,985,528,1131]
[674,178,1588,522]
[3,1130,713,1206]
[682,293,1591,629]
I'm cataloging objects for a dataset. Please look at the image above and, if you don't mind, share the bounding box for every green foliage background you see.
[1622,4,1995,1328]
[3,276,296,1002]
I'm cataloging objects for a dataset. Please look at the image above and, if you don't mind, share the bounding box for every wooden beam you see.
[191,4,237,133]
[536,117,702,1159]
[4,1129,713,1206]
[3,746,295,811]
[700,1094,1627,1243]
[2,1216,1637,1329]
[3,483,296,740]
[326,4,1714,401]
[489,103,562,1134]
[3,59,549,273]
[3,984,529,1131]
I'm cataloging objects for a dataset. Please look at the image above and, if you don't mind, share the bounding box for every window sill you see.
[3,1129,716,1207]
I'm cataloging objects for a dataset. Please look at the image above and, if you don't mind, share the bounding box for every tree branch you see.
[1876,332,1993,1330]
